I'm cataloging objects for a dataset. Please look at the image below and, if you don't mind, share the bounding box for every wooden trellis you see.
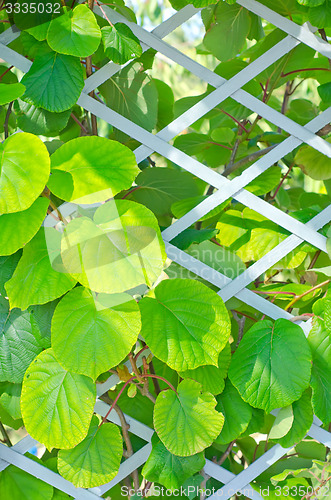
[0,0,331,498]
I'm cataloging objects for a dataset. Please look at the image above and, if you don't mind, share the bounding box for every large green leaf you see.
[47,5,101,57]
[0,132,50,214]
[0,296,43,383]
[21,348,96,449]
[60,200,166,294]
[229,319,312,413]
[153,379,224,456]
[0,83,25,105]
[308,317,331,424]
[14,99,71,136]
[153,78,175,130]
[48,136,139,204]
[21,50,84,112]
[178,342,231,395]
[58,415,122,487]
[139,279,231,371]
[29,299,59,349]
[274,389,313,448]
[215,379,253,444]
[99,62,158,135]
[0,197,48,256]
[204,3,251,61]
[128,168,201,216]
[0,464,53,500]
[5,228,76,310]
[308,0,331,27]
[142,434,205,490]
[295,138,331,180]
[52,287,141,379]
[101,23,142,64]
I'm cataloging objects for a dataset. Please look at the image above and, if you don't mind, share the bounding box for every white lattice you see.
[0,1,330,498]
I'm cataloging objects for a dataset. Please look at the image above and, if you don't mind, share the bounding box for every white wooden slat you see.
[219,205,331,303]
[161,109,331,243]
[204,460,263,500]
[238,0,331,59]
[0,25,20,46]
[208,443,292,500]
[83,5,200,93]
[94,3,331,157]
[0,436,37,472]
[308,425,331,448]
[0,444,101,500]
[78,92,329,254]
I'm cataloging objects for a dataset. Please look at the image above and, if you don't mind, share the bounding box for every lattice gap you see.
[0,0,330,498]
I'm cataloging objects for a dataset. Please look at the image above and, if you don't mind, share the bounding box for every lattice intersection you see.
[0,1,331,499]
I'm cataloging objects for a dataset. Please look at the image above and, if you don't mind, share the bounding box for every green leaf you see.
[0,83,25,105]
[47,5,101,57]
[274,389,313,448]
[101,23,142,64]
[0,197,48,256]
[99,62,158,136]
[51,287,141,379]
[178,342,231,395]
[0,296,43,383]
[29,300,59,349]
[171,228,219,251]
[0,132,50,214]
[171,195,230,222]
[128,168,201,216]
[229,319,312,413]
[269,406,294,440]
[60,200,166,294]
[174,133,232,168]
[246,166,282,196]
[308,0,331,27]
[57,415,122,487]
[21,50,84,112]
[187,241,246,280]
[21,348,96,449]
[153,79,175,130]
[139,279,231,371]
[0,382,22,420]
[215,379,253,444]
[48,136,139,204]
[204,3,251,61]
[142,434,205,490]
[308,317,331,424]
[14,99,71,136]
[295,138,331,180]
[153,379,224,456]
[6,228,76,311]
[0,464,53,500]
[0,251,22,296]
[318,82,331,105]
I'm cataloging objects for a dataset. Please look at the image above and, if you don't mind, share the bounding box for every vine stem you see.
[4,101,13,139]
[285,280,330,310]
[99,374,177,426]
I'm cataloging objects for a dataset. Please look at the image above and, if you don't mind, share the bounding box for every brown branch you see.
[148,360,161,396]
[281,67,330,78]
[218,440,235,466]
[222,145,276,177]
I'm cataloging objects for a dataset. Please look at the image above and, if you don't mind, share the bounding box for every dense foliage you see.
[0,0,330,498]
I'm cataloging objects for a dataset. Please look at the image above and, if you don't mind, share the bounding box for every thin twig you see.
[148,359,161,396]
[218,440,235,466]
[70,112,89,135]
[222,145,276,177]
